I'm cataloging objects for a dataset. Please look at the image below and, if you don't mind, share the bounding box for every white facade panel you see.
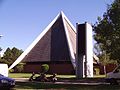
[0,64,8,77]
[86,23,93,77]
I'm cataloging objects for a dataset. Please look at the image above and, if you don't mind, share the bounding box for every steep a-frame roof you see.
[9,11,76,70]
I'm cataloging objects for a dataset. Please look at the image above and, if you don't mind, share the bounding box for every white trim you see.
[61,11,76,69]
[61,11,76,33]
[93,54,99,62]
[9,12,61,70]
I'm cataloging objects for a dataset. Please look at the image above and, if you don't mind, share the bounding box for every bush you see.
[9,69,14,73]
[14,63,25,73]
[41,64,49,73]
[94,68,100,75]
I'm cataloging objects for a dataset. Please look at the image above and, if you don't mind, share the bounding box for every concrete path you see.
[14,78,110,85]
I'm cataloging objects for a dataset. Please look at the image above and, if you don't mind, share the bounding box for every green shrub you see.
[9,69,14,73]
[14,63,25,73]
[41,64,49,73]
[94,68,100,75]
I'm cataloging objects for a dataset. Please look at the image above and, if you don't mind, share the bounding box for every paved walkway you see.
[14,78,110,85]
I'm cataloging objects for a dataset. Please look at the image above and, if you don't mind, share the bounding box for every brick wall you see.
[23,62,75,75]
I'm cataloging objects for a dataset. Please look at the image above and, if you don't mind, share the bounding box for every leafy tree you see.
[11,47,23,62]
[93,0,120,63]
[0,47,24,72]
[0,47,23,67]
[2,48,13,66]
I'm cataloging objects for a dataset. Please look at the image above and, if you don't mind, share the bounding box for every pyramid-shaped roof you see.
[9,11,76,69]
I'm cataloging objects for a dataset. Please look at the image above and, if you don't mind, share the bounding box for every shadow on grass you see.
[13,81,120,90]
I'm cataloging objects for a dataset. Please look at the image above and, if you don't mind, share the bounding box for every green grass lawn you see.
[9,73,32,78]
[9,73,76,78]
[9,73,106,78]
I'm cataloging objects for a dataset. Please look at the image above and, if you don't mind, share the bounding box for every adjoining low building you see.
[9,11,98,74]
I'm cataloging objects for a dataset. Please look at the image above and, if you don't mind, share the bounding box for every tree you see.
[0,47,23,67]
[0,47,24,72]
[93,0,120,63]
[2,48,13,66]
[11,47,23,62]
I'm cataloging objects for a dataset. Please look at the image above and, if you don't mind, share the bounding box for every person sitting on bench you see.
[48,73,57,82]
[29,72,35,81]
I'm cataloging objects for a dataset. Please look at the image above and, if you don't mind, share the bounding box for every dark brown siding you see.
[94,63,117,74]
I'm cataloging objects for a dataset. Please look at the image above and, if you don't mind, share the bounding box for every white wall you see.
[86,23,93,77]
[0,64,8,77]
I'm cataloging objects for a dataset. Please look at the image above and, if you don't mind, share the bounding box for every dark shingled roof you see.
[22,15,72,62]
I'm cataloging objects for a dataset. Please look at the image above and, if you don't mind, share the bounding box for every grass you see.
[9,73,32,78]
[94,74,106,78]
[9,73,106,78]
[9,73,76,78]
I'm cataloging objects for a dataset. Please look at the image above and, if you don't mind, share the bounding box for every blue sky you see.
[0,0,113,53]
